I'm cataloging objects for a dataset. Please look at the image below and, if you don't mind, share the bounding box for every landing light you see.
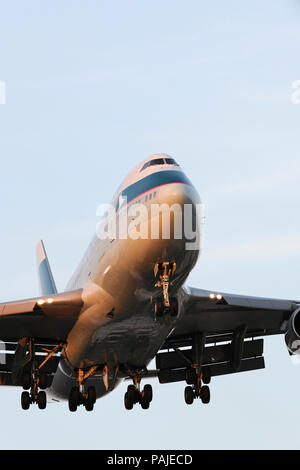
[37,299,45,306]
[47,298,54,304]
[209,293,223,300]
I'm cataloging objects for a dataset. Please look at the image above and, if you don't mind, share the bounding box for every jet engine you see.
[285,308,300,354]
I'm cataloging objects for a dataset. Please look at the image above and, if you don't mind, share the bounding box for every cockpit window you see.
[149,158,165,166]
[140,157,179,172]
[141,158,164,172]
[165,158,179,166]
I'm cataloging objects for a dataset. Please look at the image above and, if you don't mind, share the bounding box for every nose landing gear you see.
[154,262,178,318]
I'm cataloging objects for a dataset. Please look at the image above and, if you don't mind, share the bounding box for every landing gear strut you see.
[154,262,178,317]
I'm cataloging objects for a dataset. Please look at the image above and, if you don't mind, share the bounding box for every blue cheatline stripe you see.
[116,170,192,211]
[39,259,57,296]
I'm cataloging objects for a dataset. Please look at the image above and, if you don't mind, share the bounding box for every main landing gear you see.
[154,262,178,318]
[68,367,98,412]
[21,371,48,410]
[19,340,63,411]
[124,371,153,410]
[184,367,211,406]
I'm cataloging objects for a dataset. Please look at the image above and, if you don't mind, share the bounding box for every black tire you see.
[140,396,150,410]
[69,387,80,412]
[69,394,78,412]
[69,400,77,412]
[124,392,133,410]
[85,402,94,412]
[128,384,140,404]
[200,385,210,404]
[185,368,197,385]
[87,386,96,405]
[202,368,211,385]
[37,391,47,410]
[22,372,31,390]
[39,373,48,390]
[71,387,81,405]
[143,384,153,403]
[21,391,30,410]
[184,386,194,405]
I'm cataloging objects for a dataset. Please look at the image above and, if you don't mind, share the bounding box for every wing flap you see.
[158,357,265,384]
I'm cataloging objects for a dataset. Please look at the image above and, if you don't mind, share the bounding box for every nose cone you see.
[154,177,201,208]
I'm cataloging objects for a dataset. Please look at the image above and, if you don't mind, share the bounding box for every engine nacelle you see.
[285,308,300,354]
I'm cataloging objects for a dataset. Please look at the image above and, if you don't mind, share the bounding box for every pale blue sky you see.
[0,0,300,450]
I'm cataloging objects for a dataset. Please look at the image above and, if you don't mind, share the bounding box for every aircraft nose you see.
[158,181,200,208]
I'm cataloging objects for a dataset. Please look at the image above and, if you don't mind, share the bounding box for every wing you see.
[155,286,300,385]
[0,289,83,387]
[0,289,83,342]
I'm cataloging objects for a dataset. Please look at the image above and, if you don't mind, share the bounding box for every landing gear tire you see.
[87,386,96,405]
[39,373,48,390]
[37,391,47,410]
[21,391,30,410]
[127,385,137,404]
[140,396,150,410]
[22,372,31,390]
[69,387,80,412]
[200,385,210,404]
[202,369,211,385]
[143,384,153,403]
[184,386,194,405]
[185,368,197,385]
[85,402,94,412]
[124,392,134,410]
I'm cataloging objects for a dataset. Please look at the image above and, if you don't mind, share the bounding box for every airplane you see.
[0,153,299,412]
